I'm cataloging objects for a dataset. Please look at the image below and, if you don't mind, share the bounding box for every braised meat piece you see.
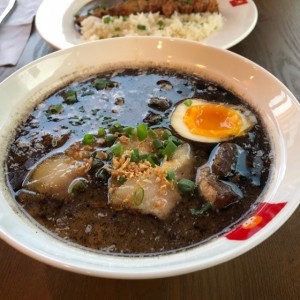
[89,0,219,19]
[211,143,238,178]
[196,143,243,211]
[196,167,241,211]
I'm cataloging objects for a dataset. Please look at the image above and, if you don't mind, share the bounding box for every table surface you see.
[1,0,300,299]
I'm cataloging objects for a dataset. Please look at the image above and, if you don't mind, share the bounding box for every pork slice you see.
[108,171,181,219]
[23,154,92,200]
[92,0,219,19]
[196,167,241,210]
[108,143,195,219]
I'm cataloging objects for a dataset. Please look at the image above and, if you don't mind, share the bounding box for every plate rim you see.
[35,0,258,50]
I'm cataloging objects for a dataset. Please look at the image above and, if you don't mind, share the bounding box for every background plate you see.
[35,0,258,49]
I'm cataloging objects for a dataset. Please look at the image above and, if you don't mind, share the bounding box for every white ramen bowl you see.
[1,37,300,279]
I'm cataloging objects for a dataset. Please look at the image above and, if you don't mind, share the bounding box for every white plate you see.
[35,0,258,49]
[1,37,300,279]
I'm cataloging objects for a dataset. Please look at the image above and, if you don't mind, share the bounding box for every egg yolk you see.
[183,104,243,138]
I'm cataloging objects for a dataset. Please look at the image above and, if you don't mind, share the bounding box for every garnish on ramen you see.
[5,67,272,255]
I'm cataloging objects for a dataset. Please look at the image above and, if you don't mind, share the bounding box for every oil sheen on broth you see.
[5,67,272,255]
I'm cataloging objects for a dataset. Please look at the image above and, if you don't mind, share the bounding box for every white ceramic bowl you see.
[1,37,300,279]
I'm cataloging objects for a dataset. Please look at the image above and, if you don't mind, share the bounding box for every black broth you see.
[5,67,272,255]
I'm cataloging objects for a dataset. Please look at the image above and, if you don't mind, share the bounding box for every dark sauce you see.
[5,67,272,255]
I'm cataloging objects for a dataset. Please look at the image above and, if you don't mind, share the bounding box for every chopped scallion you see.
[132,186,144,206]
[162,129,172,140]
[157,20,164,29]
[111,142,124,156]
[68,178,89,195]
[95,167,110,181]
[117,175,127,184]
[136,123,148,141]
[166,170,176,181]
[109,122,123,133]
[98,127,106,137]
[153,139,164,150]
[184,99,193,107]
[190,203,212,215]
[94,78,117,90]
[177,178,196,193]
[137,24,147,30]
[147,154,160,166]
[130,148,140,162]
[82,133,95,145]
[124,126,134,137]
[162,140,177,158]
[64,90,77,104]
[47,104,63,115]
[167,135,183,146]
[103,16,111,24]
[105,133,116,145]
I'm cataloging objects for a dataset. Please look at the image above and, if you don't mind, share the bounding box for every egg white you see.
[170,98,257,143]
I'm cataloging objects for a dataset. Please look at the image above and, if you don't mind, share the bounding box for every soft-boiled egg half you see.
[170,98,257,143]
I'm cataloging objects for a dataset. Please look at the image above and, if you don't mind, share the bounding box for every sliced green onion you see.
[184,99,193,107]
[95,167,110,181]
[117,175,127,184]
[91,109,99,116]
[157,20,164,29]
[109,122,123,133]
[47,104,63,115]
[92,157,104,168]
[68,178,89,195]
[82,133,95,145]
[166,170,176,181]
[94,78,117,90]
[105,133,116,145]
[102,116,116,125]
[168,135,183,146]
[137,24,147,30]
[139,152,148,160]
[148,128,158,138]
[130,148,140,162]
[190,203,212,215]
[64,90,77,104]
[132,186,144,206]
[153,139,164,150]
[162,129,172,140]
[98,127,106,137]
[82,90,94,97]
[177,178,196,193]
[111,142,124,157]
[147,154,160,166]
[162,140,177,158]
[136,123,148,141]
[94,79,106,90]
[103,16,111,24]
[78,106,85,113]
[124,126,135,137]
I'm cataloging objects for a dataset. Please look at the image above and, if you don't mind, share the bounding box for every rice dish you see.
[80,11,224,41]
